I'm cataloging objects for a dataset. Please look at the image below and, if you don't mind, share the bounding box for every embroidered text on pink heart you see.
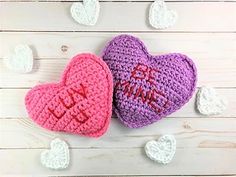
[115,64,169,113]
[48,84,89,123]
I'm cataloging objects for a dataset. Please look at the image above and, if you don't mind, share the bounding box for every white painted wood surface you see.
[1,2,236,32]
[1,89,236,118]
[0,0,236,176]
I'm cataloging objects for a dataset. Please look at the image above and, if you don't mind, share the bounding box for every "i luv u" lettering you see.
[115,63,170,113]
[48,84,89,123]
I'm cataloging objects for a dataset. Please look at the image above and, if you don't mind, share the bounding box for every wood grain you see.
[1,32,236,59]
[1,148,236,175]
[1,118,236,149]
[1,88,235,118]
[1,33,235,88]
[1,0,236,176]
[1,58,235,88]
[1,0,236,2]
[1,2,236,32]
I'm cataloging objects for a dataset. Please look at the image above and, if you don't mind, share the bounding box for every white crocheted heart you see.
[197,86,227,115]
[149,0,177,29]
[41,138,70,170]
[70,0,100,26]
[145,135,176,164]
[4,44,33,73]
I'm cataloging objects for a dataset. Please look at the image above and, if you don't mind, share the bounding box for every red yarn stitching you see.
[148,90,162,113]
[71,110,89,124]
[48,84,87,120]
[59,93,75,109]
[115,63,169,113]
[134,85,146,103]
[70,84,87,99]
[131,63,159,86]
[48,107,66,119]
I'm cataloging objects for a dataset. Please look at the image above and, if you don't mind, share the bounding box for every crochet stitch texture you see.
[149,0,178,29]
[41,138,70,170]
[70,0,100,26]
[102,34,197,128]
[145,135,176,164]
[25,53,113,137]
[4,44,33,73]
[197,86,227,115]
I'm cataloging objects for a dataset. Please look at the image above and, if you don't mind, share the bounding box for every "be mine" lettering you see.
[115,64,169,113]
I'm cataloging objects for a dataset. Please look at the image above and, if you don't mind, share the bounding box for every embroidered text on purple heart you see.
[102,35,197,128]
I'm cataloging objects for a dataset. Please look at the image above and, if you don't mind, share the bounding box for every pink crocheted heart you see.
[25,54,113,137]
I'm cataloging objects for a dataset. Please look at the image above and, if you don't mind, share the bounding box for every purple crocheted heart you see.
[102,35,197,128]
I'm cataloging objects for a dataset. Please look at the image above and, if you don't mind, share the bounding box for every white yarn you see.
[70,0,100,26]
[3,44,33,73]
[197,86,227,115]
[149,0,177,29]
[145,135,176,164]
[41,138,70,170]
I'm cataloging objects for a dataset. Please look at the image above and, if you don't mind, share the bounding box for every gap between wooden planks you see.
[1,32,236,87]
[0,88,236,118]
[1,2,235,175]
[0,118,236,175]
[0,117,236,149]
[1,32,236,59]
[1,33,236,88]
[1,0,236,2]
[0,2,236,32]
[0,148,236,175]
[1,58,235,87]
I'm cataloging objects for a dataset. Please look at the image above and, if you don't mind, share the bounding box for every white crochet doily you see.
[197,86,227,115]
[3,44,33,73]
[149,0,177,29]
[145,135,176,164]
[70,0,100,26]
[41,138,70,170]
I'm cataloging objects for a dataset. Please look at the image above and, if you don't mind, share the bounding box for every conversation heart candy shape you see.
[4,44,33,73]
[145,135,176,164]
[70,0,100,26]
[25,53,113,137]
[102,35,197,128]
[197,86,227,115]
[149,0,178,29]
[41,138,70,170]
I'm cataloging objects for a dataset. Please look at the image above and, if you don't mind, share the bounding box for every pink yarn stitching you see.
[25,53,113,137]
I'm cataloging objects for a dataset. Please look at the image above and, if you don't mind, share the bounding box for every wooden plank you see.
[1,0,236,2]
[1,2,236,32]
[1,33,235,87]
[0,148,235,175]
[0,118,236,148]
[1,57,235,88]
[0,88,235,118]
[1,32,236,59]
